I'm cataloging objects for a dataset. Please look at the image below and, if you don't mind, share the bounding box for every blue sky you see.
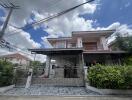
[0,0,132,48]
[80,0,132,27]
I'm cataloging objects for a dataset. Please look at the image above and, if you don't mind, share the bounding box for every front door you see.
[64,65,78,78]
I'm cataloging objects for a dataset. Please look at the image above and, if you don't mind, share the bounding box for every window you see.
[56,42,65,48]
[67,43,76,48]
[83,42,97,50]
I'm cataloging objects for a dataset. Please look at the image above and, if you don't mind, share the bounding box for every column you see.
[84,66,88,80]
[77,54,83,78]
[77,37,83,48]
[25,68,33,88]
[105,55,112,65]
[100,36,108,50]
[45,56,51,77]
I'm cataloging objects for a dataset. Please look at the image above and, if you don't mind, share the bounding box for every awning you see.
[29,48,83,55]
[83,50,127,54]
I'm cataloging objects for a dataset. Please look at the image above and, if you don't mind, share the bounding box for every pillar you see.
[77,54,83,78]
[25,68,33,88]
[100,36,108,50]
[77,37,83,48]
[45,56,51,77]
[105,55,112,65]
[84,66,88,80]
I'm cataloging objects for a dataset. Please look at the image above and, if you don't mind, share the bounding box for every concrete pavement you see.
[0,96,132,100]
[2,86,100,95]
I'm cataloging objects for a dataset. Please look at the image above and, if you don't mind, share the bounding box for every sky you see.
[0,0,132,62]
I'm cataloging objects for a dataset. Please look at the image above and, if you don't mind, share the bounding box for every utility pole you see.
[0,2,20,39]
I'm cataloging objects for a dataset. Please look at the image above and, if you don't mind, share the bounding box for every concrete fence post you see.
[25,68,33,89]
[84,66,88,80]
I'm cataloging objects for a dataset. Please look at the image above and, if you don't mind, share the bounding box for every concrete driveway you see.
[0,96,132,100]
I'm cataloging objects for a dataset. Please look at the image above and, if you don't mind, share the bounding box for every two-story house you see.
[29,30,126,86]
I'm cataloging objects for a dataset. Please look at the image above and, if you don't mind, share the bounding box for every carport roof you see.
[83,50,127,54]
[29,48,83,55]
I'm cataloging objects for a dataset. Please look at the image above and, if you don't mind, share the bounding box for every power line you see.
[0,1,30,55]
[42,0,64,11]
[0,0,95,59]
[5,0,94,38]
[8,0,65,29]
[0,0,20,39]
[0,0,94,55]
[0,38,32,56]
[0,1,20,9]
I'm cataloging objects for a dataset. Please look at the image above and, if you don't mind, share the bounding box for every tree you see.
[0,60,14,86]
[115,34,132,52]
[30,61,45,76]
[30,61,42,67]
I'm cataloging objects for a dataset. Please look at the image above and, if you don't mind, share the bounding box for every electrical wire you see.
[0,0,94,55]
[0,38,32,56]
[5,0,94,38]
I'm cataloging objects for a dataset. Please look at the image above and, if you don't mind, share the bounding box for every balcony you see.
[51,41,105,51]
[52,42,78,49]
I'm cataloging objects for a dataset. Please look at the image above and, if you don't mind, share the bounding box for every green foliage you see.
[124,56,132,65]
[0,60,14,87]
[88,64,132,89]
[30,61,42,66]
[123,65,132,88]
[30,61,45,76]
[115,35,132,52]
[15,69,28,78]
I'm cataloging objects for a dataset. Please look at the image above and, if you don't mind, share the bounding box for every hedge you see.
[0,60,14,87]
[88,64,132,89]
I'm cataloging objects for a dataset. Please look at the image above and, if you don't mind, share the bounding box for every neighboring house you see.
[0,53,31,69]
[29,30,127,86]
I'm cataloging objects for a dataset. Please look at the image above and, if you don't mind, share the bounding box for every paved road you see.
[0,96,132,100]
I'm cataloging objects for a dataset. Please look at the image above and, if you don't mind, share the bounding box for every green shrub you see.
[115,35,132,52]
[88,64,132,89]
[123,65,132,88]
[124,56,132,65]
[0,60,14,87]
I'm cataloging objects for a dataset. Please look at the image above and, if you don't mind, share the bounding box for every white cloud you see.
[116,24,132,36]
[125,2,130,8]
[0,0,98,62]
[95,22,121,30]
[29,0,97,38]
[0,0,97,32]
[41,37,53,48]
[1,0,98,47]
[0,16,5,22]
[0,25,44,62]
[1,0,132,62]
[44,16,94,38]
[34,54,46,63]
[94,22,132,37]
[0,48,10,55]
[0,0,97,27]
[4,26,41,49]
[41,21,132,48]
[101,22,132,44]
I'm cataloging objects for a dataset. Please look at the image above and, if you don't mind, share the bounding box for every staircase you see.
[16,77,84,86]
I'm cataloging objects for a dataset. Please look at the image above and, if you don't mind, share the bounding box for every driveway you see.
[0,96,132,100]
[1,86,100,95]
